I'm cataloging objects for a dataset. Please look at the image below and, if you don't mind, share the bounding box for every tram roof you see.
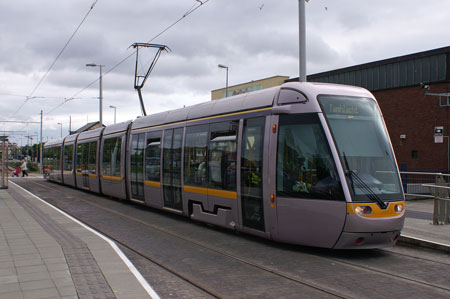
[44,138,64,147]
[131,86,279,130]
[103,120,132,136]
[77,127,104,141]
[63,133,78,144]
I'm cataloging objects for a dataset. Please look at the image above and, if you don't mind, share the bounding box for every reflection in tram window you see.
[163,128,183,210]
[208,121,238,191]
[76,143,89,174]
[131,133,145,200]
[88,141,97,174]
[277,114,344,200]
[319,95,403,202]
[184,125,208,186]
[44,146,61,174]
[145,131,162,182]
[241,117,265,231]
[102,137,121,177]
[63,145,73,172]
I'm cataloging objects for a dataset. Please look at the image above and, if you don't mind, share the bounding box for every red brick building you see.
[300,47,450,173]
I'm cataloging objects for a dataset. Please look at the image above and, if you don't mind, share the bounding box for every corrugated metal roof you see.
[287,46,450,91]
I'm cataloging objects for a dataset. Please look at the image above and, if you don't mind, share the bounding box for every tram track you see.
[15,178,450,298]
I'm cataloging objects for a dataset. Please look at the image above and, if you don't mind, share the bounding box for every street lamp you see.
[218,64,229,98]
[86,63,105,127]
[109,105,116,124]
[57,123,62,138]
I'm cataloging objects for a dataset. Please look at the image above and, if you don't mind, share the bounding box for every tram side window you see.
[53,146,61,172]
[63,145,73,172]
[88,141,97,174]
[145,132,162,182]
[102,137,121,177]
[241,117,265,231]
[44,146,61,173]
[184,125,208,186]
[76,143,87,173]
[208,120,239,191]
[276,114,344,200]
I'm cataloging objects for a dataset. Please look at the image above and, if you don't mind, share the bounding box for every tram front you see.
[272,83,405,249]
[319,94,405,249]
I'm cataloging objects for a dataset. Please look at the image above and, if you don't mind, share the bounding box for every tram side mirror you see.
[277,88,308,105]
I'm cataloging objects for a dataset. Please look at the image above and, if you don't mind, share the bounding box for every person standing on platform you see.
[20,159,28,177]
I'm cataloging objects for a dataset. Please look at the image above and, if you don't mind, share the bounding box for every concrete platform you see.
[401,198,450,253]
[0,181,157,299]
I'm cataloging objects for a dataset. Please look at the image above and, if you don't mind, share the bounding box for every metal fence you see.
[400,171,450,224]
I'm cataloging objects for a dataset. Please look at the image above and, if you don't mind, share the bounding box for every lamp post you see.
[109,105,116,124]
[57,123,62,138]
[86,63,104,127]
[218,64,229,98]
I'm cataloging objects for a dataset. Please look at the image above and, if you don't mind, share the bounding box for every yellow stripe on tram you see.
[184,185,237,199]
[103,175,122,182]
[145,180,161,188]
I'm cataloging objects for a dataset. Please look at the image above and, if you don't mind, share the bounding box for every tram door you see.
[240,117,265,231]
[130,133,145,202]
[162,128,183,211]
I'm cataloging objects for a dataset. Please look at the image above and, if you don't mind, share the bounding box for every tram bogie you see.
[43,82,405,249]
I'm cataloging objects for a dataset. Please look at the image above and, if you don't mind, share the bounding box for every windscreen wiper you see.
[343,153,387,209]
[343,153,355,195]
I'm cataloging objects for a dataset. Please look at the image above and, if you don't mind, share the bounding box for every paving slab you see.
[0,184,156,298]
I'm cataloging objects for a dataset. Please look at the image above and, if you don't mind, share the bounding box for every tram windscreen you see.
[276,113,344,201]
[319,95,402,202]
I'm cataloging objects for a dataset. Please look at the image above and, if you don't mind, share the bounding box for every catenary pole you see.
[40,110,43,174]
[299,0,307,82]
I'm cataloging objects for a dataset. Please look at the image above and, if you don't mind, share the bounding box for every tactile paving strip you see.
[8,188,116,299]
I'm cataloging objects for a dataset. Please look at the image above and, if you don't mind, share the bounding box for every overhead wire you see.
[46,0,211,116]
[11,0,99,118]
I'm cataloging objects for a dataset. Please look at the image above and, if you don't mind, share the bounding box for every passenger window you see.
[131,133,145,200]
[145,132,162,182]
[162,128,183,210]
[241,117,265,231]
[45,146,61,173]
[88,141,97,174]
[184,125,208,186]
[76,143,88,173]
[277,114,344,200]
[208,121,239,191]
[102,137,121,177]
[63,145,73,171]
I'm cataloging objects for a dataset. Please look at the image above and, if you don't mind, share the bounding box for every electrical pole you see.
[40,110,43,174]
[299,0,307,82]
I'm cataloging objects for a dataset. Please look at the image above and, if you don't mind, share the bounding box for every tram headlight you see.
[354,205,372,215]
[394,204,404,213]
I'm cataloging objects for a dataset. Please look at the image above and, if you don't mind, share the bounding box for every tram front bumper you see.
[333,231,401,249]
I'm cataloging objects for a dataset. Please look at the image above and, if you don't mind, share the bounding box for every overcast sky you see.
[1,0,450,145]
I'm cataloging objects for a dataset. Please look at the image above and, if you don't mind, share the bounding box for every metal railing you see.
[400,171,450,225]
